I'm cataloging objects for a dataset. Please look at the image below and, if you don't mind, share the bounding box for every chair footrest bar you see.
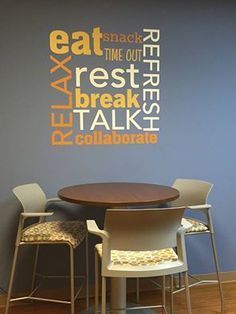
[28,285,40,297]
[10,283,85,305]
[10,296,70,304]
[36,273,85,279]
[173,279,220,294]
[29,296,71,304]
[24,296,71,304]
[149,278,162,289]
[109,304,165,311]
[188,273,219,284]
[74,282,85,300]
[10,297,29,302]
[196,280,219,284]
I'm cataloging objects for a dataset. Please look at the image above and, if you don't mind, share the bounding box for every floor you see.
[0,282,235,313]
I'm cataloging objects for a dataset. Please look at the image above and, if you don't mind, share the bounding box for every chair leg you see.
[31,244,40,293]
[178,272,182,289]
[5,246,19,314]
[70,245,75,314]
[136,278,140,304]
[183,272,191,314]
[162,276,166,313]
[85,235,89,309]
[210,233,224,313]
[170,275,174,314]
[101,277,106,314]
[95,249,99,314]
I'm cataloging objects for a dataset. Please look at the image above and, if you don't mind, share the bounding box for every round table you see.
[58,182,179,313]
[58,182,179,207]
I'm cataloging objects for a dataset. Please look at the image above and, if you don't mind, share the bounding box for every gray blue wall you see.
[1,0,236,292]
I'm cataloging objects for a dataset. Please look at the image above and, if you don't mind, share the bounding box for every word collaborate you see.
[49,27,160,146]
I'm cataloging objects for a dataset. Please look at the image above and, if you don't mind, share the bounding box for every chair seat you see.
[182,217,209,233]
[96,243,178,267]
[21,221,86,248]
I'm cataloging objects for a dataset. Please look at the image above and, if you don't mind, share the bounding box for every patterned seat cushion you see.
[96,243,178,267]
[183,217,209,233]
[22,221,86,248]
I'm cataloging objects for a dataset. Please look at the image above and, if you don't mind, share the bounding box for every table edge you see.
[58,193,179,207]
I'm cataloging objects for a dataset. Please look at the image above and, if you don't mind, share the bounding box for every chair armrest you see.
[87,220,109,240]
[188,204,211,210]
[47,197,62,202]
[176,226,188,266]
[21,212,54,218]
[87,220,111,269]
[177,225,186,236]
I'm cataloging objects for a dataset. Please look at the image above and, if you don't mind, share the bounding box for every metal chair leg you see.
[136,278,140,304]
[85,235,89,309]
[170,275,174,314]
[178,272,182,289]
[5,245,19,314]
[184,272,191,314]
[162,276,166,313]
[210,233,224,313]
[31,244,40,293]
[70,245,75,314]
[95,250,99,314]
[101,277,106,314]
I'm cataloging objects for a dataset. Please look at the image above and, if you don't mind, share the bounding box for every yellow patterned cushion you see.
[96,244,178,266]
[183,218,209,233]
[22,221,86,248]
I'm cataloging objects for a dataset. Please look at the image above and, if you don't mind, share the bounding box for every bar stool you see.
[5,183,89,314]
[88,207,191,314]
[171,178,224,313]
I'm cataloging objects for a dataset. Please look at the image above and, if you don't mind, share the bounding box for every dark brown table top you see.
[58,182,179,207]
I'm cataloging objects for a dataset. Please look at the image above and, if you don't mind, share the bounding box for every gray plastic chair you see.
[172,178,224,313]
[87,207,191,314]
[5,183,89,314]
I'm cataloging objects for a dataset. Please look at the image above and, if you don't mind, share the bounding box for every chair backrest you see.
[104,207,185,251]
[13,183,47,213]
[171,178,213,207]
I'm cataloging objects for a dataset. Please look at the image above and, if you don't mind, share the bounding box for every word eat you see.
[49,27,103,56]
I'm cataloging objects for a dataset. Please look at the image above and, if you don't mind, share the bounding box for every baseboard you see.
[1,271,236,308]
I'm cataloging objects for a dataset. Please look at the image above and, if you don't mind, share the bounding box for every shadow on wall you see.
[0,197,106,294]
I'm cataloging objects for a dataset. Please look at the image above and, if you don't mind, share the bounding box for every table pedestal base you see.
[110,278,155,314]
[84,277,155,314]
[110,278,126,314]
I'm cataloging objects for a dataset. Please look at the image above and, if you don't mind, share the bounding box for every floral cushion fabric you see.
[21,221,86,248]
[96,243,178,267]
